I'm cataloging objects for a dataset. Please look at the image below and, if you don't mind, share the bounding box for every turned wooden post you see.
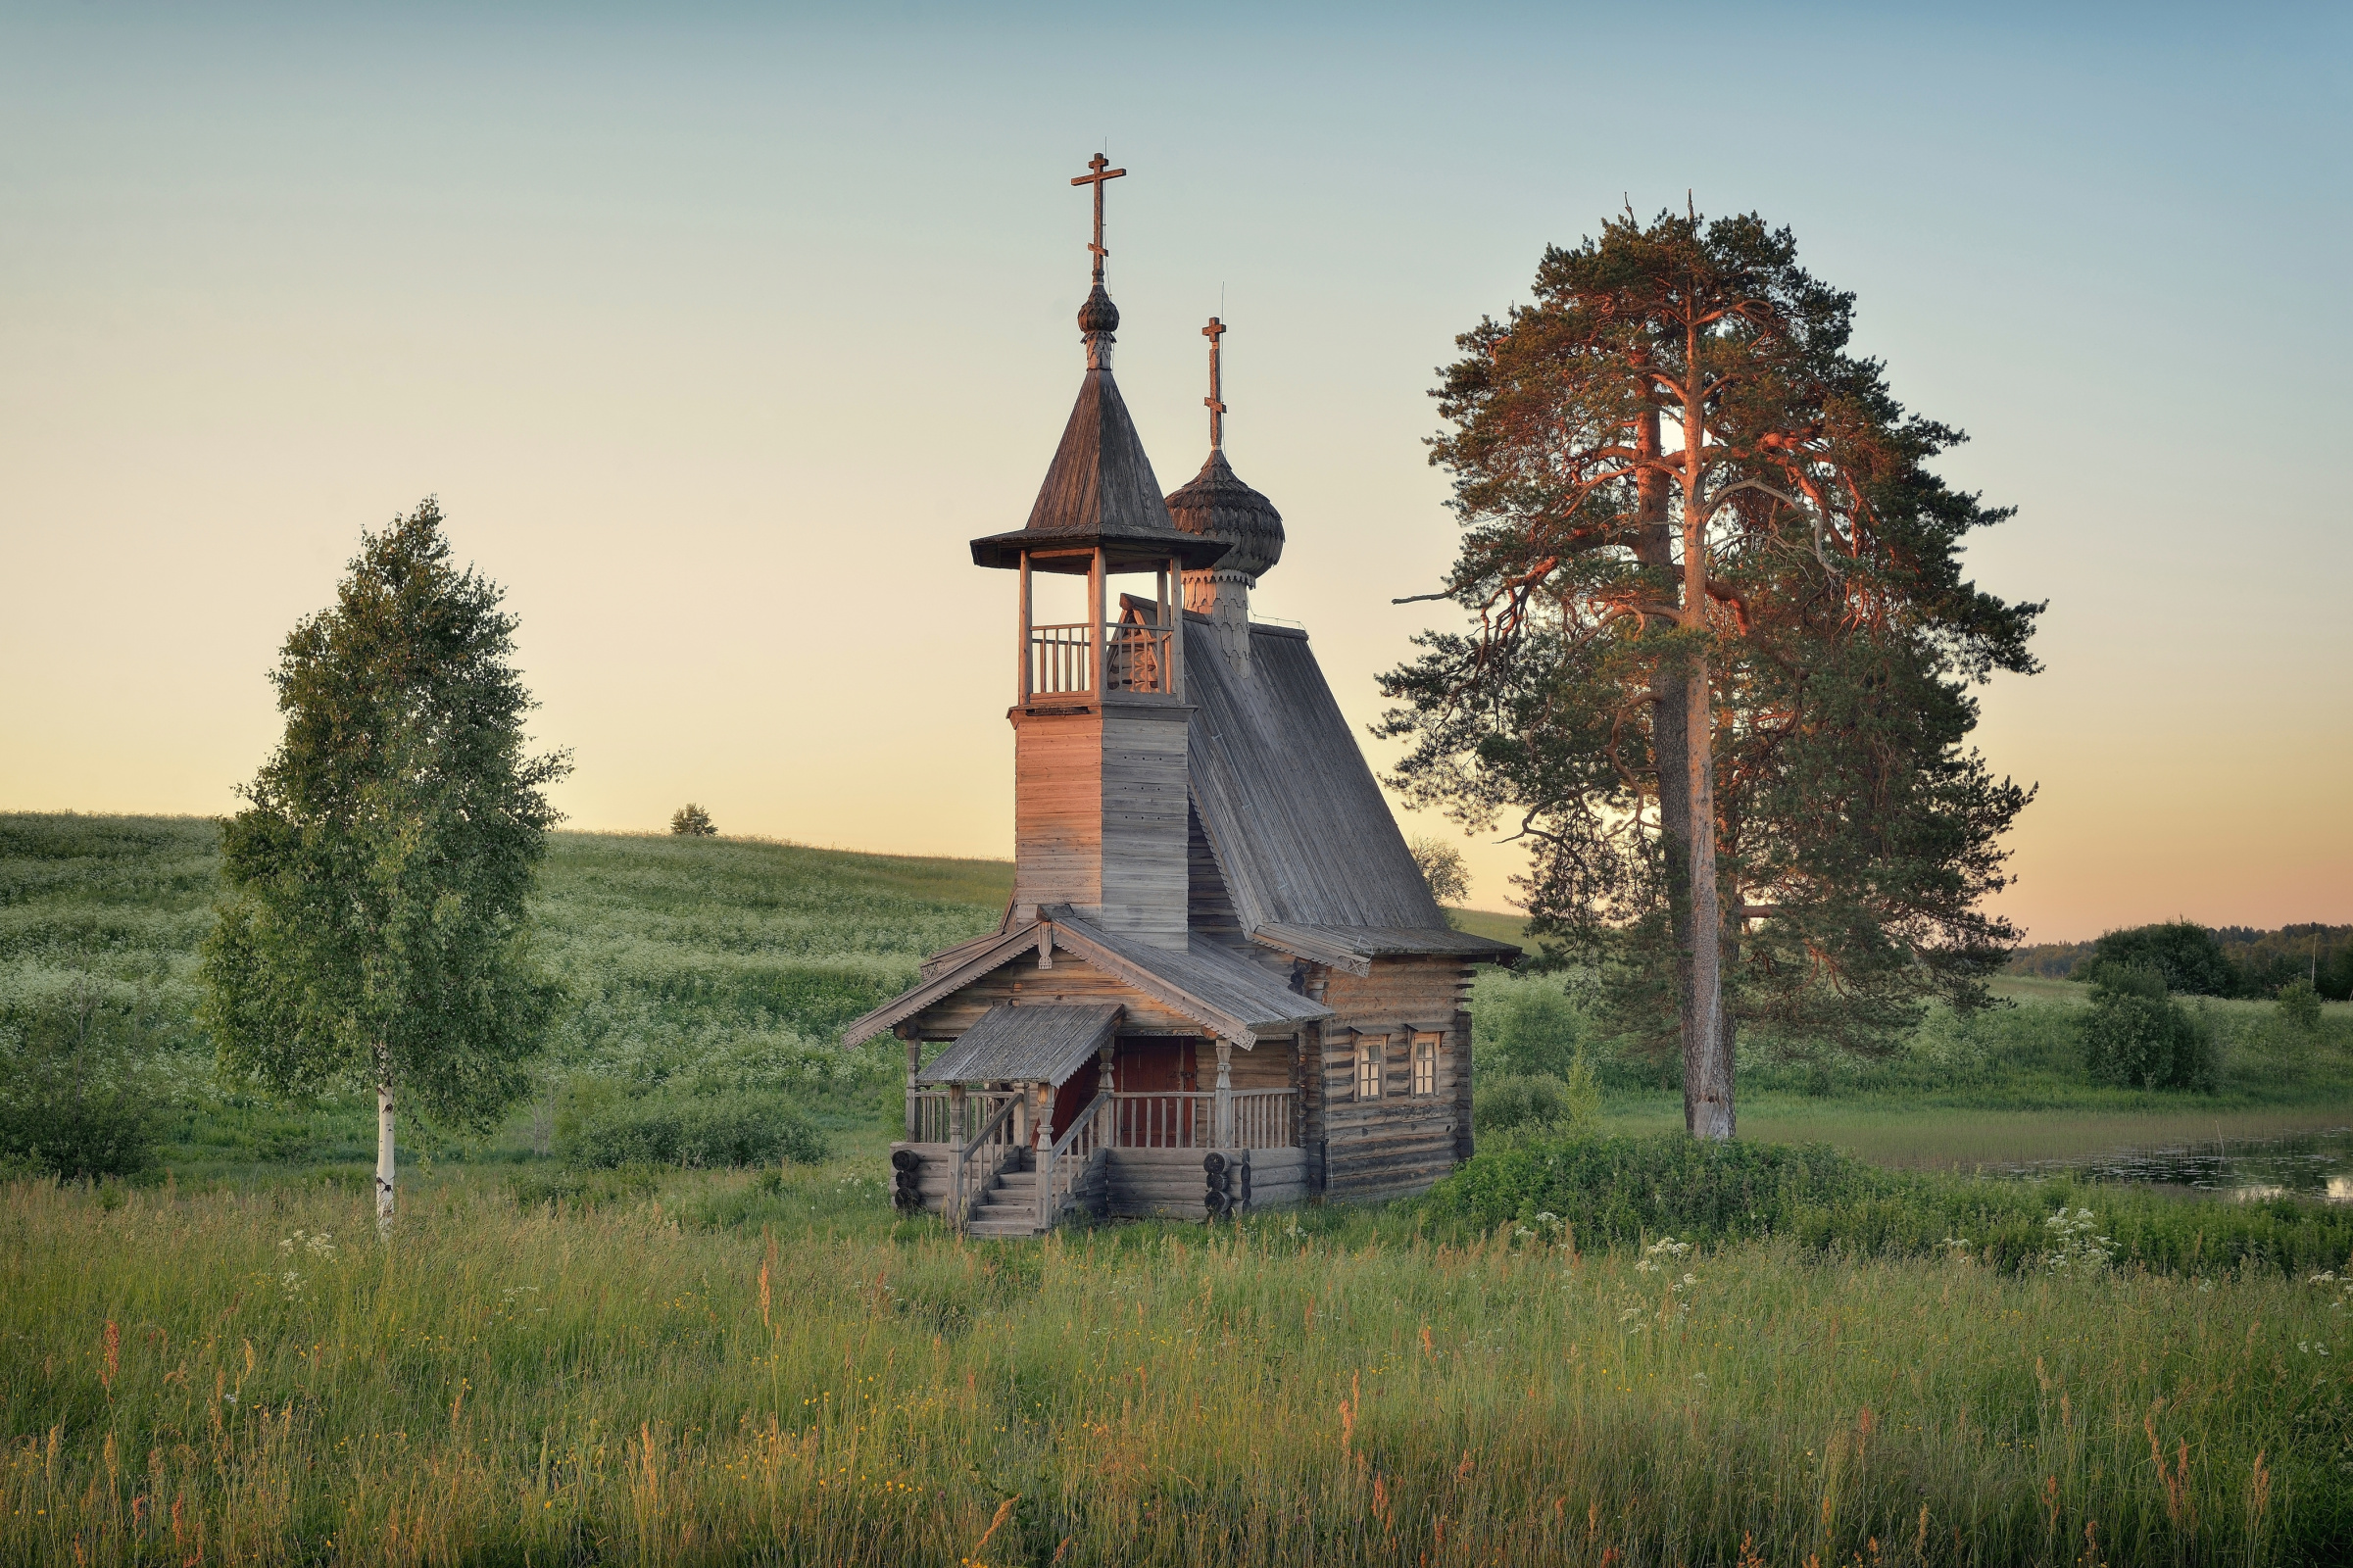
[1098,1042,1116,1146]
[900,1025,920,1140]
[1214,1038,1234,1148]
[1036,1083,1057,1228]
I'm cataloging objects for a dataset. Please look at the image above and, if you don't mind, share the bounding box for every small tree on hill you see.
[2083,922,2237,997]
[1408,835,1471,906]
[199,500,570,1231]
[670,804,717,837]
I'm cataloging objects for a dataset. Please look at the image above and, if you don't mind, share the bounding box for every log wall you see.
[1311,956,1478,1203]
[1011,702,1191,951]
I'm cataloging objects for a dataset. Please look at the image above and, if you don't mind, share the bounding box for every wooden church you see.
[842,157,1516,1236]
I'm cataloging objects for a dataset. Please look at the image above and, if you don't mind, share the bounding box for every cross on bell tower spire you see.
[1071,153,1126,286]
[1202,316,1227,451]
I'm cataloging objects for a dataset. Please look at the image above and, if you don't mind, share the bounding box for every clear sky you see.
[3,3,2347,942]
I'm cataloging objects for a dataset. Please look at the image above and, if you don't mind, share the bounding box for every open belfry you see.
[843,157,1516,1235]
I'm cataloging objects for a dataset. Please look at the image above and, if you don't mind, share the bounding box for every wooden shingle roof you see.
[914,1004,1122,1085]
[1186,616,1513,965]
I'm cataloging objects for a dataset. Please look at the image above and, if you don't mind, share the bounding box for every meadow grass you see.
[5,1160,2347,1568]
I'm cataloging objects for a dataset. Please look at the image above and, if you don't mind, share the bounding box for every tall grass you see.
[5,1166,2346,1566]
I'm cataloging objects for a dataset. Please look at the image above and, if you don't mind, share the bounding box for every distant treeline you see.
[2006,920,2353,999]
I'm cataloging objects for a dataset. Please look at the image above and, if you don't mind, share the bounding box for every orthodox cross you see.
[1070,153,1126,283]
[1202,317,1227,450]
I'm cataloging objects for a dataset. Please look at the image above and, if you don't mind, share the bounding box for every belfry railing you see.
[1026,620,1176,698]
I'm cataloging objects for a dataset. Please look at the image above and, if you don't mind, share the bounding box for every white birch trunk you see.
[374,1075,397,1233]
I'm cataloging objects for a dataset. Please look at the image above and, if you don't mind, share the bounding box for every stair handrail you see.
[951,1094,1020,1233]
[1041,1090,1110,1230]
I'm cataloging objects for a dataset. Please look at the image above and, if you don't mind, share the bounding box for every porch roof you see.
[915,1003,1122,1086]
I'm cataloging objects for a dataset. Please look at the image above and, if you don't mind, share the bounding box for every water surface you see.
[1996,1126,2353,1203]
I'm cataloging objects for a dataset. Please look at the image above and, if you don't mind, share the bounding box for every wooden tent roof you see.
[914,1003,1122,1085]
[970,367,1230,573]
[1186,614,1516,961]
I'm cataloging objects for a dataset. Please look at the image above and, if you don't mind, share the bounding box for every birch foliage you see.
[199,501,569,1137]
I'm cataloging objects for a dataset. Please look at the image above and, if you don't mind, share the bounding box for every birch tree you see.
[200,500,569,1225]
[1381,211,2038,1137]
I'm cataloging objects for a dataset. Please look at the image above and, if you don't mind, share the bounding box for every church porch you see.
[889,1022,1305,1234]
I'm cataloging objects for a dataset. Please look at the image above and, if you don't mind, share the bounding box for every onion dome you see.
[1166,450,1284,581]
[1077,283,1120,335]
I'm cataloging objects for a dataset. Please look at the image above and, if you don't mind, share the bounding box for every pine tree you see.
[1380,210,2039,1136]
[199,500,571,1226]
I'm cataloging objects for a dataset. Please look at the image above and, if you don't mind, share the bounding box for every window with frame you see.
[1411,1033,1439,1097]
[1354,1037,1382,1101]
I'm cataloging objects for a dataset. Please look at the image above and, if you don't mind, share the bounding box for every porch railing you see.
[949,1095,1021,1232]
[908,1089,956,1145]
[1108,1089,1295,1151]
[1040,1090,1111,1229]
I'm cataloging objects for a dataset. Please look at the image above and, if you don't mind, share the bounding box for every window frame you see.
[1410,1033,1439,1097]
[1354,1035,1383,1101]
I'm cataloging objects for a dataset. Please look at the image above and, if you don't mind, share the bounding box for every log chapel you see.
[842,157,1517,1236]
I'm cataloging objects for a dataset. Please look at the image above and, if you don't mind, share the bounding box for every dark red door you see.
[1111,1037,1198,1146]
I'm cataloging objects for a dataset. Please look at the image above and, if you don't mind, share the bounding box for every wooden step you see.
[965,1219,1046,1238]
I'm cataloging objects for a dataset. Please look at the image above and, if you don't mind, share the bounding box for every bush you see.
[555,1089,827,1169]
[2278,978,2324,1032]
[1419,1131,2353,1277]
[1473,1059,1600,1139]
[1471,975,1588,1080]
[669,804,717,837]
[0,984,168,1179]
[2078,965,2217,1090]
[1472,1073,1565,1135]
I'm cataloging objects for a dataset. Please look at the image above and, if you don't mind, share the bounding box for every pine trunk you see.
[1680,350,1735,1140]
[1635,401,1703,1115]
[374,1069,396,1232]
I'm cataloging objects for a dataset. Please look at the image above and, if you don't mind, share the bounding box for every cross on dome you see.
[1070,153,1126,285]
[1202,317,1228,451]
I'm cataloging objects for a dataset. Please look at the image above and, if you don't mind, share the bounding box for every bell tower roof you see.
[970,156,1230,575]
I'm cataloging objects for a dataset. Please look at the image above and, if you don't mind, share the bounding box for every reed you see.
[4,1163,2344,1567]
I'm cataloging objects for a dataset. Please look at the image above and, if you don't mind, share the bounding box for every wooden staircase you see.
[962,1152,1049,1239]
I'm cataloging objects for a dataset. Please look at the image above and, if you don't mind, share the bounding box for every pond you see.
[1996,1125,2353,1203]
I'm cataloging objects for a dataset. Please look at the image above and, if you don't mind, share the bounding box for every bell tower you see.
[967,157,1231,949]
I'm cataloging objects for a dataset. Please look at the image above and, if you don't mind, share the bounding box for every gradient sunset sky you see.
[4,3,2347,942]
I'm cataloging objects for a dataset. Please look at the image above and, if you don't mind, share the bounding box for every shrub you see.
[1471,974,1589,1081]
[2078,965,2217,1090]
[555,1089,826,1169]
[0,984,168,1179]
[2277,978,2324,1032]
[1472,1073,1565,1135]
[669,804,717,837]
[1473,1057,1600,1140]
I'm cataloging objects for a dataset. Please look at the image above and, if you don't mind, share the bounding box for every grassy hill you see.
[6,815,2352,1563]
